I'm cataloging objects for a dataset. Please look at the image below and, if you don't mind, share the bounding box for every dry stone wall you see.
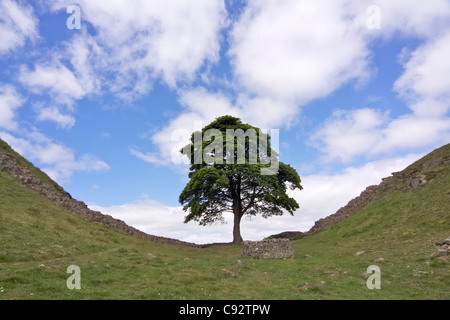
[242,239,294,259]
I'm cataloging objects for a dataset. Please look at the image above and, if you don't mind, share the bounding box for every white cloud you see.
[0,84,23,131]
[311,107,450,163]
[18,62,88,105]
[238,95,300,130]
[36,106,76,130]
[0,0,38,55]
[228,0,371,122]
[129,149,167,167]
[45,0,228,99]
[18,60,90,129]
[394,31,450,117]
[310,108,389,163]
[65,34,101,93]
[17,33,102,129]
[373,114,450,154]
[0,130,110,183]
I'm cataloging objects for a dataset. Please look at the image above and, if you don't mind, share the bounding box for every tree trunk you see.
[232,200,243,244]
[233,212,243,244]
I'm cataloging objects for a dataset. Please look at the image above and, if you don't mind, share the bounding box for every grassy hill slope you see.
[0,141,449,300]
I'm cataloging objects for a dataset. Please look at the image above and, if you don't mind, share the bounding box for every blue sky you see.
[1,0,449,244]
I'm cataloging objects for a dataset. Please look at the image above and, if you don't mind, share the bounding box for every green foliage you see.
[178,116,303,242]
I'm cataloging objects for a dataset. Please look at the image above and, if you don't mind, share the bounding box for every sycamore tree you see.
[179,115,302,244]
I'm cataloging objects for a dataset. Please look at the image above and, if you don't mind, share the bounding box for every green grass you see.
[0,144,449,300]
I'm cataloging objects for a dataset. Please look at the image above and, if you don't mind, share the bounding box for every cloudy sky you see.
[1,0,449,244]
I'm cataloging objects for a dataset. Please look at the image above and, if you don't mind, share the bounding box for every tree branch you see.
[242,186,265,214]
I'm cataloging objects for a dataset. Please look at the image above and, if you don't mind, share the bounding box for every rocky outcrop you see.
[242,239,294,259]
[0,151,200,248]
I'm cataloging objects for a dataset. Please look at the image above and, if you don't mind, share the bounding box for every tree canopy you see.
[179,115,303,243]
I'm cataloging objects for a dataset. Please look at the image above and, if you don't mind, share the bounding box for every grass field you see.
[0,143,449,300]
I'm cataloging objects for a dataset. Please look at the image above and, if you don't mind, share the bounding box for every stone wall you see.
[242,239,294,259]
